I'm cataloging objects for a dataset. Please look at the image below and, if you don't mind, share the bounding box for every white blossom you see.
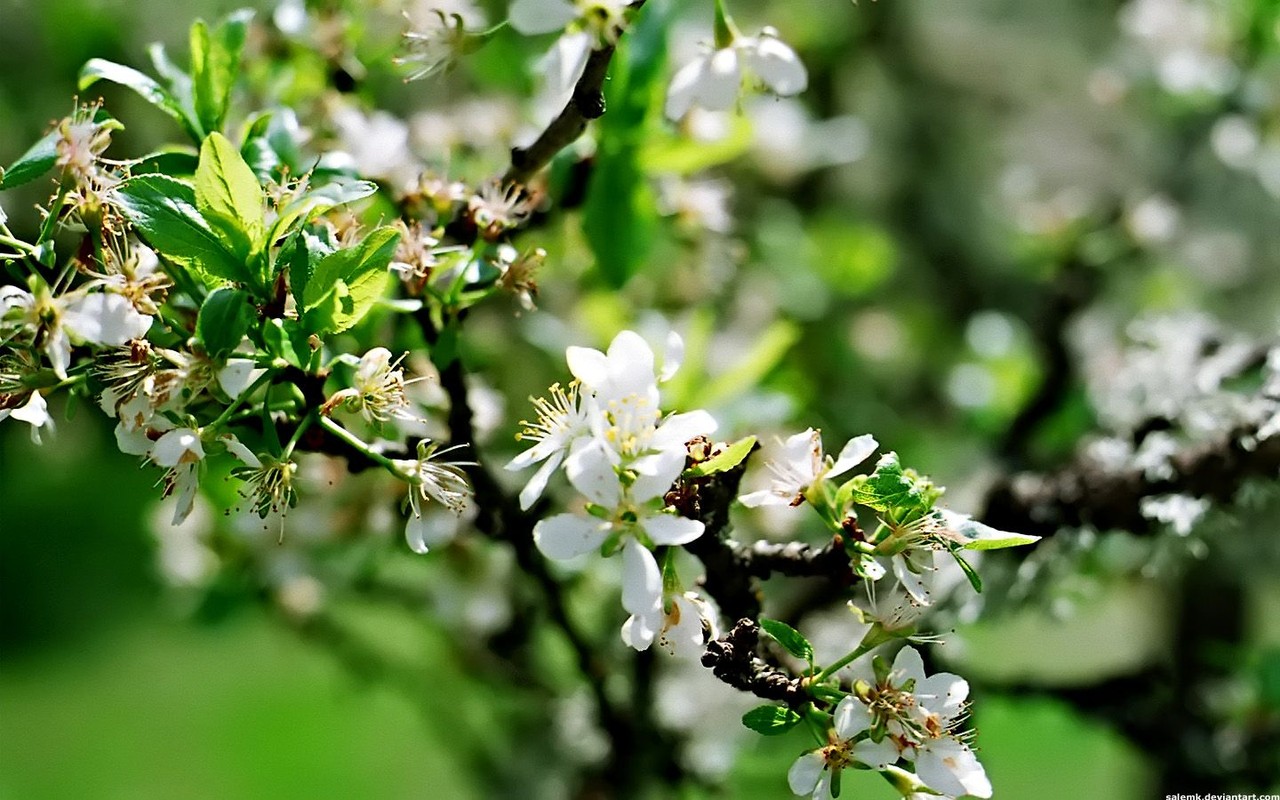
[396,441,475,552]
[665,29,807,121]
[622,590,719,656]
[0,391,53,443]
[840,647,992,799]
[740,429,877,508]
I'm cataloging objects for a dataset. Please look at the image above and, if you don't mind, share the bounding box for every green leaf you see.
[699,320,800,408]
[190,10,253,135]
[113,174,248,283]
[79,59,201,141]
[262,318,309,369]
[131,148,200,178]
[0,131,57,190]
[951,549,984,593]
[581,1,668,288]
[741,704,802,736]
[941,512,1041,551]
[281,228,337,312]
[195,131,264,259]
[642,115,754,175]
[196,287,254,358]
[301,227,400,334]
[684,436,758,478]
[582,145,657,288]
[758,618,814,663]
[847,453,924,514]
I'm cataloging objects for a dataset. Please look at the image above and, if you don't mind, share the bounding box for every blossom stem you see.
[814,641,879,685]
[281,411,315,460]
[713,0,739,48]
[207,369,277,431]
[0,235,37,255]
[801,706,829,746]
[317,414,408,479]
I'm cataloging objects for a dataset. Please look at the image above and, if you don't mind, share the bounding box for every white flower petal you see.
[566,345,609,388]
[9,391,47,426]
[893,645,927,684]
[629,447,687,503]
[62,292,151,345]
[518,453,563,510]
[45,329,71,380]
[544,31,592,95]
[738,489,788,508]
[829,433,878,479]
[604,330,657,397]
[651,409,718,449]
[787,751,826,796]
[833,695,873,739]
[533,513,609,560]
[743,34,807,96]
[916,673,970,720]
[916,737,992,799]
[697,47,745,111]
[508,0,577,35]
[565,438,621,507]
[621,538,662,614]
[405,513,432,554]
[781,428,820,474]
[621,605,661,651]
[220,435,262,468]
[661,594,708,657]
[851,736,898,770]
[660,330,684,381]
[641,513,704,546]
[664,56,709,120]
[151,428,204,467]
[217,359,266,399]
[171,465,200,526]
[115,422,153,456]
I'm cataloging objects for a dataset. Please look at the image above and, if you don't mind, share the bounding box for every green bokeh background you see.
[3,0,1278,796]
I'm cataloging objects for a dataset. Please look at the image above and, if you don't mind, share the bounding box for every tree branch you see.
[503,1,648,186]
[982,423,1280,537]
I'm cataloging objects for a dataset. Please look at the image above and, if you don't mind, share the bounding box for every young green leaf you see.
[741,704,802,736]
[684,436,758,478]
[950,549,984,593]
[0,131,58,190]
[262,318,310,370]
[581,2,668,288]
[301,227,400,334]
[280,228,336,312]
[79,59,201,141]
[758,617,814,663]
[195,131,263,259]
[847,453,926,515]
[196,287,255,359]
[190,10,253,135]
[113,174,248,284]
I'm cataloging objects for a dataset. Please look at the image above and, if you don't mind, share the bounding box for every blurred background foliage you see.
[3,0,1280,797]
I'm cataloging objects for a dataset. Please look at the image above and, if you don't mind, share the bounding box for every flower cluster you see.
[509,330,721,652]
[741,430,1038,613]
[790,647,991,800]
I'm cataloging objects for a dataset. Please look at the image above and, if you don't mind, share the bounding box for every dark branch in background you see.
[982,420,1280,537]
[995,246,1103,468]
[503,1,648,187]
